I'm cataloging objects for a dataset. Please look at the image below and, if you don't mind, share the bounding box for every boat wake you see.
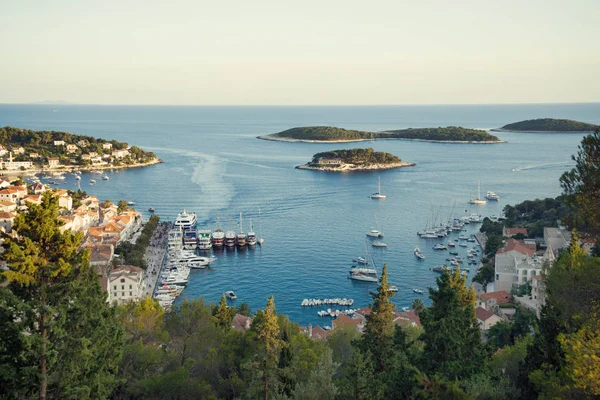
[511,161,574,172]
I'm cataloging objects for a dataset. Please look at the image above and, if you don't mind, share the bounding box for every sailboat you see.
[224,216,236,247]
[211,212,225,247]
[257,208,264,246]
[370,176,386,199]
[247,218,257,246]
[349,244,379,282]
[469,181,487,205]
[236,212,247,246]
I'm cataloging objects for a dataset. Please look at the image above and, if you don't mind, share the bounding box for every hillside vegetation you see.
[500,118,597,132]
[311,148,401,165]
[268,125,500,142]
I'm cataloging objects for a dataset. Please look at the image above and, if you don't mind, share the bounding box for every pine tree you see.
[412,298,426,316]
[213,293,235,330]
[1,192,123,399]
[361,263,396,373]
[420,268,483,380]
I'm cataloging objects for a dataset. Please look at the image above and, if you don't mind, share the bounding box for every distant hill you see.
[311,148,401,165]
[498,118,597,132]
[260,126,501,143]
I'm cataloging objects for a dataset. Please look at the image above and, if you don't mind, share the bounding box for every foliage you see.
[271,125,500,142]
[412,298,426,315]
[0,192,123,399]
[383,126,500,142]
[502,195,572,236]
[311,148,401,166]
[118,199,129,214]
[213,293,236,330]
[115,214,159,268]
[501,118,597,132]
[420,268,483,380]
[479,217,503,236]
[484,235,504,258]
[510,281,532,297]
[560,126,600,234]
[67,189,88,209]
[472,260,494,288]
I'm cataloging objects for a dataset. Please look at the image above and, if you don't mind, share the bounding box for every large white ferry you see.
[174,210,197,230]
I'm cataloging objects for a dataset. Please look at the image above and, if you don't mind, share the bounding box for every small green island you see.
[259,126,502,143]
[0,126,160,172]
[296,148,415,172]
[493,118,598,132]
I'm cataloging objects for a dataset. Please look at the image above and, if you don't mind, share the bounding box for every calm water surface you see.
[1,104,598,326]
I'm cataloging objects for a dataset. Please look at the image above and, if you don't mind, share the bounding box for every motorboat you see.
[366,228,383,238]
[127,201,135,206]
[432,265,451,273]
[226,291,237,300]
[414,247,425,260]
[447,241,456,247]
[432,244,447,250]
[89,179,96,184]
[102,175,109,181]
[370,176,386,199]
[148,207,155,212]
[174,209,197,230]
[388,285,399,292]
[486,191,500,201]
[372,241,387,248]
[353,256,369,265]
[413,288,424,295]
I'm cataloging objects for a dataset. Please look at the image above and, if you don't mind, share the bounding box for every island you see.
[0,126,161,173]
[296,148,415,172]
[493,118,598,132]
[259,126,502,143]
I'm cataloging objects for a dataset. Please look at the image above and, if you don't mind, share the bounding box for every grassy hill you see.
[272,126,375,141]
[499,118,597,132]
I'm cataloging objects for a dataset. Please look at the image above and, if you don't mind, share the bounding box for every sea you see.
[1,103,599,327]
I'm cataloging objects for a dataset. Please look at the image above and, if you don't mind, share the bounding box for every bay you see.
[1,103,598,327]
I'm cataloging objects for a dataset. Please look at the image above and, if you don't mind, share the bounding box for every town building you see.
[47,158,60,168]
[494,239,551,292]
[54,140,65,146]
[29,152,41,159]
[543,227,571,254]
[503,227,528,238]
[477,290,512,311]
[66,144,78,153]
[102,143,113,150]
[89,244,114,275]
[317,157,342,165]
[476,307,504,331]
[1,153,33,170]
[0,211,16,232]
[112,149,129,158]
[0,200,17,213]
[108,265,144,304]
[12,147,25,155]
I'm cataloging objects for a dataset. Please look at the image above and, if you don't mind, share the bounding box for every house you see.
[476,307,503,331]
[66,144,78,153]
[54,140,65,146]
[318,157,342,165]
[232,314,253,332]
[108,265,144,304]
[503,227,528,238]
[0,146,7,157]
[0,189,19,203]
[393,310,422,328]
[477,290,512,310]
[112,149,129,158]
[29,152,41,159]
[8,186,27,200]
[0,211,16,232]
[300,324,332,339]
[77,140,88,147]
[12,147,25,155]
[332,313,363,332]
[0,179,10,188]
[31,183,46,194]
[89,244,114,275]
[82,154,91,160]
[47,158,60,168]
[1,153,33,170]
[54,190,72,210]
[494,239,545,292]
[22,194,42,206]
[102,143,113,150]
[0,200,17,213]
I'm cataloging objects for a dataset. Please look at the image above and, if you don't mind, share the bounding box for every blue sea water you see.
[1,103,599,327]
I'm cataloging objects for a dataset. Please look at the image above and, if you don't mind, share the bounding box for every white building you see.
[544,227,571,254]
[108,266,144,304]
[0,211,16,232]
[112,149,129,158]
[102,143,113,150]
[476,307,504,331]
[1,152,33,170]
[494,239,549,292]
[47,158,60,168]
[54,140,65,146]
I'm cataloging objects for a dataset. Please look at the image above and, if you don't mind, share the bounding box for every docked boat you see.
[469,181,487,205]
[459,243,468,247]
[413,288,424,295]
[432,265,452,273]
[167,228,184,251]
[432,244,447,250]
[447,241,456,247]
[247,218,257,246]
[174,210,197,230]
[372,241,387,248]
[211,212,225,247]
[236,212,247,247]
[366,228,383,238]
[449,251,459,255]
[370,176,386,199]
[414,247,425,260]
[350,266,377,275]
[353,256,369,265]
[75,175,81,181]
[486,191,500,201]
[349,272,378,282]
[182,229,198,250]
[226,291,237,300]
[89,179,96,184]
[197,229,212,250]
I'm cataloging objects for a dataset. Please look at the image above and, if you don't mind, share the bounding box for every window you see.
[114,292,117,297]
[113,285,117,290]
[129,292,132,296]
[129,284,132,289]
[122,292,124,297]
[122,285,124,290]
[121,278,125,283]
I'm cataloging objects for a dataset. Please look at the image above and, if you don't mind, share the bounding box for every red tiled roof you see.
[232,314,253,332]
[310,326,331,339]
[505,227,528,236]
[497,239,535,257]
[333,313,362,327]
[0,211,16,219]
[476,307,495,322]
[110,265,142,275]
[478,290,512,305]
[393,310,422,328]
[355,307,371,317]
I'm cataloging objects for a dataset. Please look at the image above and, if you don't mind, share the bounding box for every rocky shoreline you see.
[0,157,163,177]
[296,161,416,172]
[258,135,503,144]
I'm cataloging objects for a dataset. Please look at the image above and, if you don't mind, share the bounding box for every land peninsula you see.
[296,148,414,172]
[0,126,161,173]
[259,125,502,143]
[493,118,598,132]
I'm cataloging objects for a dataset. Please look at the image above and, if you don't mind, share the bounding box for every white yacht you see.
[372,241,387,248]
[102,175,109,181]
[349,266,377,275]
[236,212,247,246]
[247,218,257,246]
[469,181,487,205]
[354,256,369,265]
[197,229,212,250]
[370,176,386,199]
[182,229,198,250]
[486,191,500,201]
[225,216,236,247]
[348,272,378,282]
[167,229,184,252]
[127,201,135,206]
[366,228,383,238]
[174,210,197,230]
[225,291,237,300]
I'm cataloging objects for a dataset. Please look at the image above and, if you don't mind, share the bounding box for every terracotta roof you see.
[505,227,528,236]
[477,290,512,305]
[476,307,495,322]
[497,239,535,257]
[0,200,14,206]
[355,307,372,317]
[232,314,253,332]
[310,326,331,339]
[110,265,142,277]
[333,313,362,328]
[393,310,422,328]
[0,211,16,219]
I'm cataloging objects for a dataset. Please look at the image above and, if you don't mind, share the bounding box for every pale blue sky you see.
[1,0,598,105]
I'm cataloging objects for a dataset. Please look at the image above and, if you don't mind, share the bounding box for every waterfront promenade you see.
[142,221,172,297]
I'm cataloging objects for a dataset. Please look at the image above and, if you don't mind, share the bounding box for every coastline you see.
[258,135,503,144]
[296,161,416,172]
[491,128,594,133]
[0,157,163,177]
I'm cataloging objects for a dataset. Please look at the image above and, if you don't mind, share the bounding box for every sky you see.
[1,0,599,105]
